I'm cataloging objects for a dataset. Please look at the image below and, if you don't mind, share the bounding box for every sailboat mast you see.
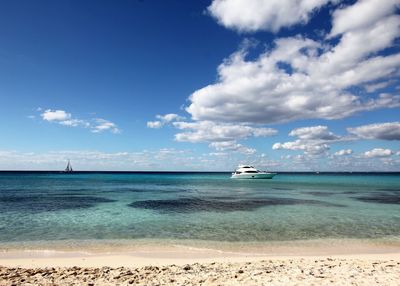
[65,159,73,172]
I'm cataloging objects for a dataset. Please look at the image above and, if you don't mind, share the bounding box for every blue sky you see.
[0,0,399,171]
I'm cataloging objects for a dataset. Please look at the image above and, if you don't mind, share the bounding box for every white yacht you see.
[231,165,276,179]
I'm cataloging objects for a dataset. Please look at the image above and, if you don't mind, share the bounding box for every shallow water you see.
[0,172,399,248]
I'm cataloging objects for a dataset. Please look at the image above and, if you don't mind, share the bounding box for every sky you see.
[0,0,399,171]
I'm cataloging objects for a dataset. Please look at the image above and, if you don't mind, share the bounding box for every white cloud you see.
[41,109,71,121]
[208,152,228,156]
[147,113,184,129]
[364,80,397,93]
[157,113,183,122]
[208,0,333,33]
[0,149,200,171]
[39,109,120,134]
[173,121,276,143]
[209,141,256,155]
[187,4,400,125]
[274,122,399,158]
[147,121,163,129]
[148,114,276,153]
[2,147,399,171]
[329,0,400,37]
[173,120,275,154]
[364,148,394,158]
[273,140,330,155]
[318,15,400,80]
[145,0,400,163]
[0,148,279,171]
[91,119,120,134]
[59,119,90,128]
[273,125,342,155]
[334,149,353,156]
[347,122,400,140]
[289,126,339,140]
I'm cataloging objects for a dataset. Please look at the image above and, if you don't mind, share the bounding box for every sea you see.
[0,172,399,251]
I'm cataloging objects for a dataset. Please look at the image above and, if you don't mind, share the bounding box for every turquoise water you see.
[0,172,399,247]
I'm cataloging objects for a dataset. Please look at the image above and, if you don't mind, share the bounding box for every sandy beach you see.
[1,255,399,285]
[1,245,400,285]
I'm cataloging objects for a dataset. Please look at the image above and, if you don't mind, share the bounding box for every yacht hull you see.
[231,173,276,179]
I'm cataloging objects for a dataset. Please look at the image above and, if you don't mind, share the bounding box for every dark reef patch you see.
[305,191,337,196]
[271,187,295,191]
[128,197,345,213]
[341,191,360,194]
[353,193,400,205]
[0,195,115,213]
[376,188,400,193]
[101,188,188,194]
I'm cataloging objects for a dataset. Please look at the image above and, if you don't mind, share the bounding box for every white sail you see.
[65,160,73,172]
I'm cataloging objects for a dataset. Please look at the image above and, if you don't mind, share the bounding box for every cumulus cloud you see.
[289,126,340,140]
[187,2,400,125]
[329,0,400,37]
[146,121,163,128]
[91,119,120,134]
[40,109,119,134]
[41,109,71,121]
[273,140,330,155]
[147,113,184,129]
[347,122,400,140]
[159,114,183,122]
[41,109,89,128]
[148,113,276,153]
[274,122,400,157]
[173,121,276,143]
[172,120,276,154]
[364,148,394,158]
[364,80,397,93]
[209,141,256,155]
[208,0,333,33]
[273,125,342,155]
[334,149,353,156]
[146,0,399,160]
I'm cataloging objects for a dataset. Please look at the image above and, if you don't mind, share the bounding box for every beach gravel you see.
[1,258,399,285]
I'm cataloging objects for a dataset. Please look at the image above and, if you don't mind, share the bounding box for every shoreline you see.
[1,251,400,268]
[1,239,400,268]
[1,240,399,285]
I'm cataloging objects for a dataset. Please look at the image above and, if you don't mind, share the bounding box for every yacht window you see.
[244,171,258,173]
[236,171,241,174]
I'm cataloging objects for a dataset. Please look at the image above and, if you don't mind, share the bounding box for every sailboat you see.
[64,160,73,173]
